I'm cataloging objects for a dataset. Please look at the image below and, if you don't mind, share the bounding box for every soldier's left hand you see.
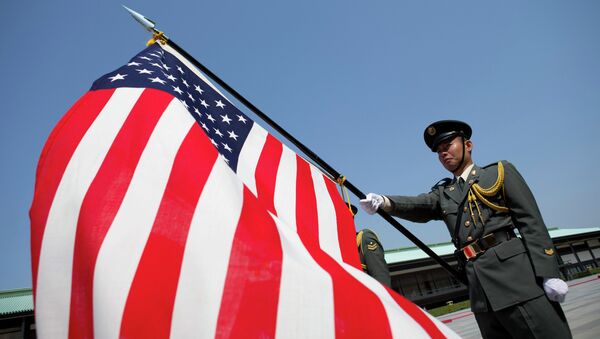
[543,278,568,303]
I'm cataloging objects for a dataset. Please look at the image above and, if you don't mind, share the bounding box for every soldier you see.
[360,120,571,338]
[350,205,391,287]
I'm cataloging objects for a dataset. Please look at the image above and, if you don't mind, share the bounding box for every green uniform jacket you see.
[385,161,560,312]
[357,229,392,287]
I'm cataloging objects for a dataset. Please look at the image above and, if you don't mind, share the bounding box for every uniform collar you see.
[456,163,475,183]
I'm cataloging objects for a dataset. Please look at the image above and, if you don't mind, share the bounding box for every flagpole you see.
[123,7,467,285]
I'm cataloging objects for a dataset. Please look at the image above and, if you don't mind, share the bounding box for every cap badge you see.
[427,126,436,136]
[544,248,555,256]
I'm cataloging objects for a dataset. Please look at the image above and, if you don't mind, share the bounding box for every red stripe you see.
[119,124,217,338]
[67,89,173,339]
[254,134,282,215]
[29,89,115,302]
[215,188,283,338]
[387,288,447,338]
[323,177,362,268]
[295,158,393,338]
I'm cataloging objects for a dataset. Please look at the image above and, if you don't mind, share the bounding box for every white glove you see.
[360,193,384,215]
[543,278,568,303]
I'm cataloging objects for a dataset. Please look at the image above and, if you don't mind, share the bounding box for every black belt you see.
[461,229,515,261]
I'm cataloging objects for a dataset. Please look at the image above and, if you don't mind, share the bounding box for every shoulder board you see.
[431,178,452,190]
[482,160,505,169]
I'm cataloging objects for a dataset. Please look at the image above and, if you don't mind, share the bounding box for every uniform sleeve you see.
[503,161,560,278]
[385,191,442,223]
[360,229,392,287]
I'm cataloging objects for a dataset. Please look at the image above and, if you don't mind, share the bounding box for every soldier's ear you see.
[465,139,473,152]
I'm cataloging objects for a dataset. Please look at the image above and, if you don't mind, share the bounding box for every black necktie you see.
[458,177,465,192]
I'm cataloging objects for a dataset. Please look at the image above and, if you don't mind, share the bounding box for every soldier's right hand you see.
[360,193,384,215]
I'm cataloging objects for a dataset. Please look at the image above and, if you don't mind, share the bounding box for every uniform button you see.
[465,220,471,227]
[449,186,455,191]
[471,169,476,176]
[468,179,474,185]
[443,210,447,215]
[467,236,473,241]
[463,206,468,212]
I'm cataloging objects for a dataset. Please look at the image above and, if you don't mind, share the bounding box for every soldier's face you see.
[436,136,472,173]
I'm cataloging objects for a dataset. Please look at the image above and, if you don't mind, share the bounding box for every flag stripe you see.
[294,158,393,339]
[215,188,283,338]
[323,178,362,268]
[254,133,283,214]
[35,88,143,339]
[30,89,115,294]
[274,214,335,338]
[311,167,343,261]
[236,123,267,196]
[273,146,298,232]
[170,157,244,338]
[68,88,173,339]
[92,99,195,339]
[119,124,214,338]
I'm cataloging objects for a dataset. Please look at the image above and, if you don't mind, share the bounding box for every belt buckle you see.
[462,242,482,260]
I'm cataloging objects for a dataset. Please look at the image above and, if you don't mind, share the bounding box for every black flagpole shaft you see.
[166,39,466,285]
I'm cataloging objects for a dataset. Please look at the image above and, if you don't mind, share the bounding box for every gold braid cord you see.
[468,161,509,214]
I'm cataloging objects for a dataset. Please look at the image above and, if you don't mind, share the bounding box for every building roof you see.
[384,227,600,264]
[0,288,33,316]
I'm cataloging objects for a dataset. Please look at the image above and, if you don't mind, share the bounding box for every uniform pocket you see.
[494,237,525,261]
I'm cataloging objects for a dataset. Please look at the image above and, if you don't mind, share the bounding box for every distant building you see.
[2,227,598,335]
[385,227,600,309]
[0,288,34,338]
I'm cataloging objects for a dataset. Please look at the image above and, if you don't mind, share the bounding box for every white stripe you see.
[340,263,437,338]
[236,123,267,196]
[273,146,297,231]
[35,88,143,339]
[311,167,343,261]
[170,158,244,338]
[92,99,195,339]
[273,214,335,339]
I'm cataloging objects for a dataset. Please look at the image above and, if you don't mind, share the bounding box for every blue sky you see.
[1,1,599,291]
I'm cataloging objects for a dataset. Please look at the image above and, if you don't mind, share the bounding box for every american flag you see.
[30,43,457,338]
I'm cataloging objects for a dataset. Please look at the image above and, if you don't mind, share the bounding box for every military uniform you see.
[378,120,572,338]
[356,229,391,287]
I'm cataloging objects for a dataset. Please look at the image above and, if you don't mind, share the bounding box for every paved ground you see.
[437,275,600,338]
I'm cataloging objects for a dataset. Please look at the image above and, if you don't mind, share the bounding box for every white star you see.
[222,156,230,164]
[136,68,153,74]
[172,86,184,95]
[201,122,209,131]
[200,100,209,108]
[222,143,233,152]
[215,100,226,109]
[150,62,164,69]
[194,85,204,95]
[237,115,247,124]
[149,77,166,84]
[109,73,127,82]
[140,56,152,61]
[221,114,232,124]
[207,114,216,123]
[214,128,224,137]
[177,66,184,74]
[182,79,189,88]
[194,107,201,116]
[149,53,160,58]
[161,63,171,71]
[228,131,239,140]
[211,139,218,147]
[180,100,189,109]
[187,93,196,102]
[165,74,177,81]
[127,61,142,66]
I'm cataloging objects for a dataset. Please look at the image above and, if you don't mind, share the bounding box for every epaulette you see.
[482,160,506,169]
[431,178,452,190]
